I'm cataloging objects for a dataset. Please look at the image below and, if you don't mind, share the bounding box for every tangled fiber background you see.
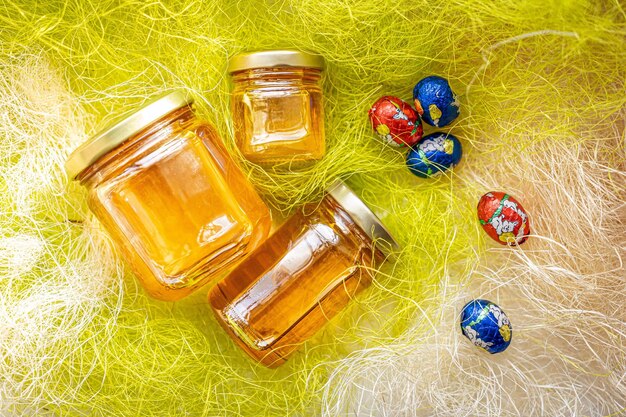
[0,0,624,415]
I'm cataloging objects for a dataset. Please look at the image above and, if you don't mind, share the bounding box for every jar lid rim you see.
[228,50,324,73]
[65,90,193,179]
[326,180,400,257]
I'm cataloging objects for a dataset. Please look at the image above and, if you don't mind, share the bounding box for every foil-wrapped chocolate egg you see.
[413,76,460,127]
[368,96,423,147]
[461,299,512,354]
[477,192,530,245]
[406,133,462,178]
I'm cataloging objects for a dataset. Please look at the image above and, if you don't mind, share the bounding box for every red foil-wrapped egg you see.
[368,96,423,147]
[478,192,530,245]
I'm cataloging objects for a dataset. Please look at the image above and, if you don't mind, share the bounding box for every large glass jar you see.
[229,50,325,167]
[66,91,272,301]
[209,180,399,367]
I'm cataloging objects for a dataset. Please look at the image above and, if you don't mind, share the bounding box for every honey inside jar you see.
[67,91,272,301]
[229,51,326,166]
[209,181,398,367]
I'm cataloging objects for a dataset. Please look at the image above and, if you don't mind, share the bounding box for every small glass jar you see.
[66,91,272,301]
[209,180,399,367]
[229,50,326,166]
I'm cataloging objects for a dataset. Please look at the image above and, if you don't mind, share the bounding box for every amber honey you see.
[229,51,325,166]
[209,181,398,367]
[66,91,271,301]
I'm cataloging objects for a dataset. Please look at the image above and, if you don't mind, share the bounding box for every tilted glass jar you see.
[229,50,325,166]
[66,91,272,301]
[209,180,399,367]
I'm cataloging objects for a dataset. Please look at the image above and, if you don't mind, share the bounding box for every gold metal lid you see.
[327,180,400,257]
[228,50,324,73]
[65,90,193,179]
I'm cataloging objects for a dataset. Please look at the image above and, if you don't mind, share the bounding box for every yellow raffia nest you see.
[0,0,624,415]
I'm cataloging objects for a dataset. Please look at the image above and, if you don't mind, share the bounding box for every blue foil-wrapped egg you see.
[406,133,462,178]
[460,299,512,354]
[413,76,460,127]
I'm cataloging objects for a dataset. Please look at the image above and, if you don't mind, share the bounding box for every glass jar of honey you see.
[229,50,326,166]
[66,91,272,301]
[209,180,399,367]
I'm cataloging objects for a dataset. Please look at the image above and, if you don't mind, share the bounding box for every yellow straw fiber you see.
[0,0,624,415]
